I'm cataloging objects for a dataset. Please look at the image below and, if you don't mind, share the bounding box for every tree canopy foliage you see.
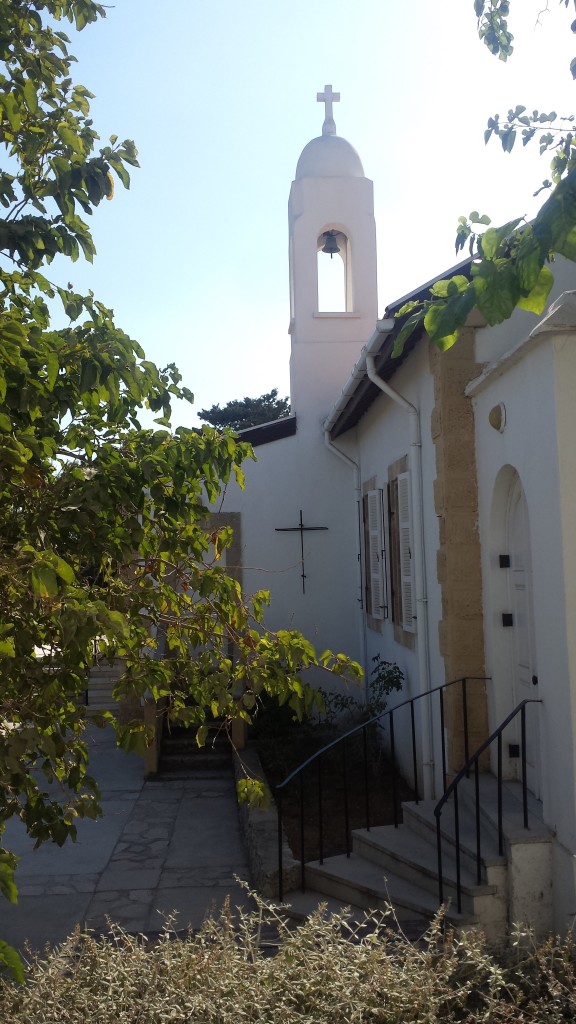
[198,390,290,432]
[0,0,359,979]
[394,0,576,356]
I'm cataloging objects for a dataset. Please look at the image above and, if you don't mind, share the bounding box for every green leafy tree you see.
[394,0,576,354]
[198,389,290,432]
[0,0,360,979]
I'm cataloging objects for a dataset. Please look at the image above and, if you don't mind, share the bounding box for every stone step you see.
[402,799,506,879]
[159,752,232,773]
[458,776,553,846]
[89,665,124,677]
[86,682,117,696]
[158,723,232,778]
[156,768,233,781]
[352,824,498,916]
[85,661,123,713]
[162,734,230,754]
[279,888,430,942]
[304,854,479,932]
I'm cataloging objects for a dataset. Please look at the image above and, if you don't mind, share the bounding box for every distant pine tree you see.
[198,389,290,431]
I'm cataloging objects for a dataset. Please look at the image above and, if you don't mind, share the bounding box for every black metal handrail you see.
[275,675,489,900]
[434,698,542,914]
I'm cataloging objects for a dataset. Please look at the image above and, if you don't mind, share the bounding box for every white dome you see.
[295,134,364,180]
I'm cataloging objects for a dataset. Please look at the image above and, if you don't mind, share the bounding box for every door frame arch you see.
[487,465,541,793]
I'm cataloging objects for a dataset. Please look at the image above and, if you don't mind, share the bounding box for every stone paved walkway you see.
[1,726,253,951]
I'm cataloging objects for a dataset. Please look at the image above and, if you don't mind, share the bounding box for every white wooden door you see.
[507,477,541,796]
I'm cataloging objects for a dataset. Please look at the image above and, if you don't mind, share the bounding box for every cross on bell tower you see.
[317,84,340,136]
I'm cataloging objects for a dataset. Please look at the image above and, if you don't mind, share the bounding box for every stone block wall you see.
[430,324,488,772]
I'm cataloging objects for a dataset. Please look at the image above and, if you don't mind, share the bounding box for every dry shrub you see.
[1,894,576,1023]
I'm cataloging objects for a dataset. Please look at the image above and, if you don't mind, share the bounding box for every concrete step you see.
[86,661,124,712]
[156,768,232,781]
[162,734,230,754]
[304,854,478,932]
[158,724,232,777]
[290,775,552,943]
[159,752,232,773]
[458,776,553,846]
[352,824,498,917]
[402,799,506,880]
[279,888,430,942]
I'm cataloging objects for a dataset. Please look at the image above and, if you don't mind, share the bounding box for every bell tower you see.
[288,85,378,424]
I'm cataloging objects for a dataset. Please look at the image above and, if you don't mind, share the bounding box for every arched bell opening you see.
[316,229,352,313]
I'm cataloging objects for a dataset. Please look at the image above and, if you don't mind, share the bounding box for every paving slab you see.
[1,725,253,951]
[149,882,253,932]
[1,894,93,951]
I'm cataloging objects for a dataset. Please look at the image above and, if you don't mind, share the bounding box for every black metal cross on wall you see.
[275,509,328,594]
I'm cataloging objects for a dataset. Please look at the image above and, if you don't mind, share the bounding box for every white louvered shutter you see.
[366,489,386,620]
[397,472,415,632]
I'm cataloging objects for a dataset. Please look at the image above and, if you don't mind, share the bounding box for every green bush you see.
[251,657,404,783]
[319,655,404,726]
[2,896,576,1022]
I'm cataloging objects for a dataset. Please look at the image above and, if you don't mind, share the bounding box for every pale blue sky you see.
[56,0,574,427]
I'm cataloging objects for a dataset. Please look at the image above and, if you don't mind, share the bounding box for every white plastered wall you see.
[220,427,364,696]
[352,341,444,793]
[471,311,576,932]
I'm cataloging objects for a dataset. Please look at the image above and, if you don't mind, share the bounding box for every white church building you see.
[220,86,576,938]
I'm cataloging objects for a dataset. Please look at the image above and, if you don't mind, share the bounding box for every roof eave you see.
[326,252,474,438]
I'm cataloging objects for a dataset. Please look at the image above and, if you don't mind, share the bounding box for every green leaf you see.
[236,778,271,810]
[517,265,554,314]
[57,122,83,155]
[54,557,75,584]
[0,637,15,657]
[196,725,208,747]
[30,565,59,599]
[515,231,546,293]
[430,275,470,298]
[481,219,522,259]
[0,856,17,904]
[0,92,22,131]
[392,309,425,357]
[23,78,38,115]
[1,319,26,344]
[108,157,130,189]
[46,351,59,390]
[423,286,477,349]
[472,260,521,324]
[104,609,129,638]
[556,225,576,262]
[0,941,25,984]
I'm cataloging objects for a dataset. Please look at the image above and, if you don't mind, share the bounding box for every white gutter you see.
[364,351,434,799]
[323,319,395,434]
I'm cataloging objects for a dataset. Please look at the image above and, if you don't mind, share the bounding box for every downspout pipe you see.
[365,346,435,799]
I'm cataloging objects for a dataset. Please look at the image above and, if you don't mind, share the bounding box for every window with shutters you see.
[389,470,416,636]
[362,489,387,621]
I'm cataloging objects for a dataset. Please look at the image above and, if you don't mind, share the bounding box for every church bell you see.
[321,230,340,258]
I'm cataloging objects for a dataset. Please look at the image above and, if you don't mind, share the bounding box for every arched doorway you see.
[506,474,541,796]
[489,467,541,796]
